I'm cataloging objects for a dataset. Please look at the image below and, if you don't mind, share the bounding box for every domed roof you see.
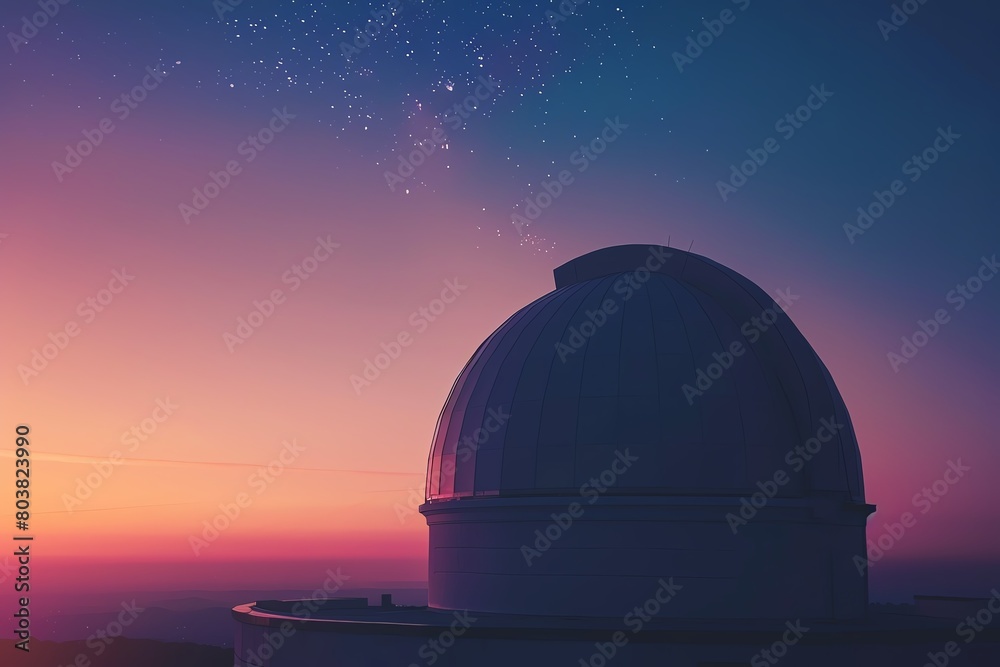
[425,245,864,503]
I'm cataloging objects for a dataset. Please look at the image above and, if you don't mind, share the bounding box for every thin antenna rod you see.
[680,239,694,275]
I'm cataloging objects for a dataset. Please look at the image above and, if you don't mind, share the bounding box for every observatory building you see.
[233,245,1000,666]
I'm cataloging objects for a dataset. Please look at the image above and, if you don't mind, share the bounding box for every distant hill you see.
[1,638,229,667]
[36,605,236,647]
[32,586,430,647]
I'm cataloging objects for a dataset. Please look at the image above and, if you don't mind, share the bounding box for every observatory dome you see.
[425,244,864,504]
[419,244,873,620]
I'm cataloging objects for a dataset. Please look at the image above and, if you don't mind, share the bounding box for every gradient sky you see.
[2,0,999,610]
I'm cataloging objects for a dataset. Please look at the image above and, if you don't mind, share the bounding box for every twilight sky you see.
[2,0,999,606]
